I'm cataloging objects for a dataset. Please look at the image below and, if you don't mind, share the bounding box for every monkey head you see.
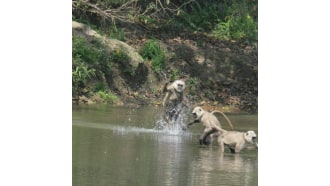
[172,80,185,93]
[192,106,204,120]
[244,130,257,144]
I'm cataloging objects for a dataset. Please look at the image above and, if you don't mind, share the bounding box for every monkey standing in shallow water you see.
[162,79,186,129]
[186,106,234,144]
[187,107,257,153]
[202,127,258,153]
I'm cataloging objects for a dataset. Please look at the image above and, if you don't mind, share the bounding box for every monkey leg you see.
[199,131,208,145]
[219,141,225,153]
[234,142,245,153]
[200,135,212,145]
[173,108,182,121]
[200,128,218,145]
[216,136,226,153]
[164,104,176,128]
[164,103,183,129]
[171,103,183,121]
[225,144,236,153]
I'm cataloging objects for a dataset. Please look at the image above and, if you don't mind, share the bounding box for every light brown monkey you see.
[162,80,186,128]
[203,127,258,153]
[186,106,234,144]
[162,79,185,107]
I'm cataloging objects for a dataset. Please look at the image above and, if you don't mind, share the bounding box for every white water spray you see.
[153,105,190,135]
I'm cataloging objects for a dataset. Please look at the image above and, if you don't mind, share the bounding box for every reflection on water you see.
[189,148,257,186]
[73,105,257,186]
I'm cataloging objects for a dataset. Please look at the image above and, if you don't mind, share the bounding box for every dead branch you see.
[72,0,196,24]
[72,0,138,23]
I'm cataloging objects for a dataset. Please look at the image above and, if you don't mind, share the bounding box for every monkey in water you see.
[202,127,258,153]
[162,79,186,129]
[185,106,234,144]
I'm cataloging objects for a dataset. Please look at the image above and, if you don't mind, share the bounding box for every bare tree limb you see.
[72,0,138,24]
[72,0,196,25]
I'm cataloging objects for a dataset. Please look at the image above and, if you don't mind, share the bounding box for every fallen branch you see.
[72,0,138,23]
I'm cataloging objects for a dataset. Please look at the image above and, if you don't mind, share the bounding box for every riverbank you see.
[72,20,257,113]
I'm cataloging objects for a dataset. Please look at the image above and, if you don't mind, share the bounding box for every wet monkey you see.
[162,80,186,128]
[186,106,234,144]
[162,80,185,107]
[202,128,258,153]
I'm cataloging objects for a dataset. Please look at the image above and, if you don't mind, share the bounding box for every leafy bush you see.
[98,90,117,104]
[212,2,257,43]
[176,0,257,43]
[72,63,96,97]
[139,39,166,73]
[72,35,108,66]
[72,34,111,96]
[212,21,231,41]
[139,39,161,59]
[179,1,224,31]
[151,54,166,73]
[92,82,108,92]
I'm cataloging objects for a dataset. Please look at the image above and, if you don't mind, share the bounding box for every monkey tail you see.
[211,110,234,129]
[162,81,169,93]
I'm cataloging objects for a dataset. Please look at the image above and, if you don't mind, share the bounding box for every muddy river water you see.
[73,104,258,186]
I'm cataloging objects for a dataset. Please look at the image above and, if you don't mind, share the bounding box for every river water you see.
[73,104,258,186]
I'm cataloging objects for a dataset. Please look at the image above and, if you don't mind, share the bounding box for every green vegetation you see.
[72,64,96,97]
[212,2,257,43]
[73,0,257,44]
[72,35,99,97]
[72,0,258,111]
[72,34,111,73]
[111,48,134,76]
[72,33,136,104]
[91,82,108,92]
[169,69,180,82]
[177,0,257,44]
[98,90,117,104]
[72,34,113,102]
[109,25,126,41]
[139,39,166,73]
[186,77,200,94]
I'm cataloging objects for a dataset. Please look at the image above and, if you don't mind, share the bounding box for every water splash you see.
[153,106,190,135]
[73,119,189,136]
[112,125,161,135]
[73,103,192,137]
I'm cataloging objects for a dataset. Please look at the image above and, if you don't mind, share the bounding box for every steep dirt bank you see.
[72,21,257,113]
